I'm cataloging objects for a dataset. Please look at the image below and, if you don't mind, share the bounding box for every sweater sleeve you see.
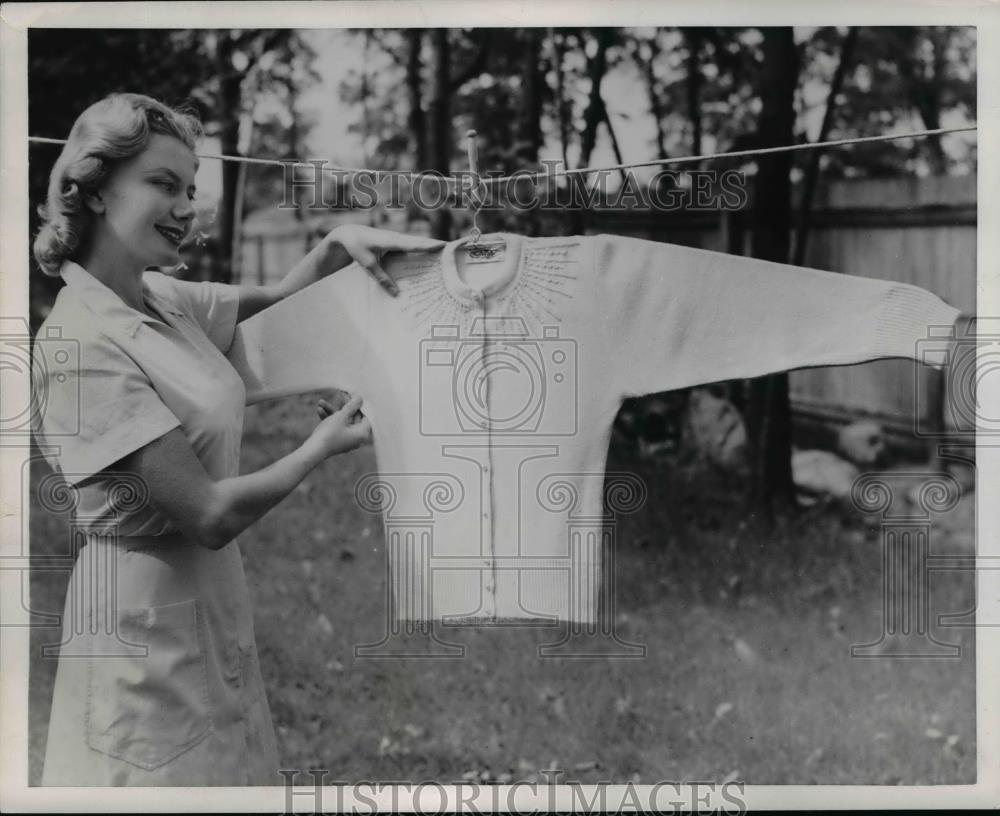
[588,233,962,399]
[226,263,372,404]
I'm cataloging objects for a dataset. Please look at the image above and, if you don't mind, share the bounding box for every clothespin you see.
[463,129,504,260]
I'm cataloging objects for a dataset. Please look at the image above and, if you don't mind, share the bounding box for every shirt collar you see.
[440,232,523,304]
[60,261,183,337]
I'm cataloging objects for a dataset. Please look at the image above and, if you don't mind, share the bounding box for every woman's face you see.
[91,133,198,270]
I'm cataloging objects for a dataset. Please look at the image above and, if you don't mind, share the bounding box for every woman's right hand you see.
[117,391,372,552]
[308,393,372,458]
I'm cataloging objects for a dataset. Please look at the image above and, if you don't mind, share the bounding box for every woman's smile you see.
[155,223,187,247]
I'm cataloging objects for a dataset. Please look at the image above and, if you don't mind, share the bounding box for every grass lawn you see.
[28,395,976,785]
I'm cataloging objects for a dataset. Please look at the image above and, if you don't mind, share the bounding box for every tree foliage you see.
[28,28,320,290]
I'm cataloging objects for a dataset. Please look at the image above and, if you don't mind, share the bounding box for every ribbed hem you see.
[874,285,961,367]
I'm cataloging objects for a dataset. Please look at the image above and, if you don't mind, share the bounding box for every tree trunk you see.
[516,28,544,235]
[215,36,243,284]
[685,28,703,160]
[552,29,571,170]
[601,105,627,185]
[638,32,668,160]
[285,76,306,226]
[912,29,947,174]
[745,27,800,520]
[578,28,613,170]
[429,28,452,240]
[406,29,428,171]
[793,27,857,267]
[517,28,544,166]
[572,28,614,233]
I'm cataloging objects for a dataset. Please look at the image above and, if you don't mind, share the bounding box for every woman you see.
[31,92,443,785]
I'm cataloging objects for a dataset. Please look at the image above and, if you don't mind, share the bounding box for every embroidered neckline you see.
[393,236,583,340]
[440,232,524,304]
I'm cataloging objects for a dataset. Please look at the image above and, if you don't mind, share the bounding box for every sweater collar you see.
[440,232,523,304]
[60,261,182,337]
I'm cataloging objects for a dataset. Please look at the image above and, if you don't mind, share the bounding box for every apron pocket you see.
[85,599,213,771]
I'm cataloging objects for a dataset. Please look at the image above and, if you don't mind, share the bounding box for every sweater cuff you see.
[874,285,961,368]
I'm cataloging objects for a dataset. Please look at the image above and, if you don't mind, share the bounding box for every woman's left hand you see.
[325,225,446,296]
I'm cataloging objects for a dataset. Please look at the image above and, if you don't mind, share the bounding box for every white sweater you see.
[227,232,960,624]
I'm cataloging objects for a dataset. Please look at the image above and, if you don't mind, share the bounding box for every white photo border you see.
[1,1,996,811]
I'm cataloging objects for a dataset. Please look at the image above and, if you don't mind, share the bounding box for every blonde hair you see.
[33,93,203,276]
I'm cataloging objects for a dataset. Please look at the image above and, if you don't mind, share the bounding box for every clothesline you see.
[28,125,976,188]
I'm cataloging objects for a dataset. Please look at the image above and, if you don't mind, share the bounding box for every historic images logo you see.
[278,164,749,214]
[1,317,80,441]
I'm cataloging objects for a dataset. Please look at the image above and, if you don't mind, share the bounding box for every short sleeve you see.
[32,327,181,486]
[147,272,240,353]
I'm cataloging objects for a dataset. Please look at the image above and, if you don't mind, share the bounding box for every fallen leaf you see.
[733,638,759,664]
[316,613,334,636]
[715,702,734,720]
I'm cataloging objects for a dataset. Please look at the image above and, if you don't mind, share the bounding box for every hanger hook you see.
[466,129,483,244]
[470,199,484,244]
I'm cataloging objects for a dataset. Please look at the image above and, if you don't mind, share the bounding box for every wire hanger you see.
[463,129,505,261]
